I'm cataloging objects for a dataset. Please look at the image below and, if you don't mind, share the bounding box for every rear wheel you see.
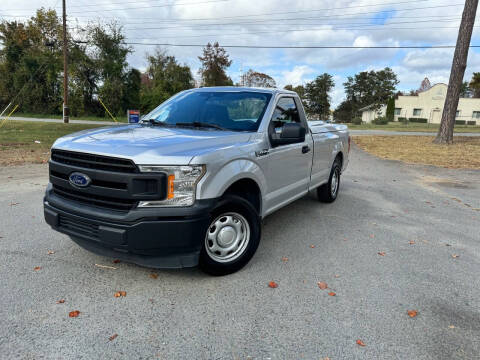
[317,158,341,203]
[199,194,261,276]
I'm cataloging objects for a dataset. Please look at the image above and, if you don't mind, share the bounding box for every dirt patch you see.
[353,136,480,169]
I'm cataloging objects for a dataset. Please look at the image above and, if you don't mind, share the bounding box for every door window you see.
[271,97,300,132]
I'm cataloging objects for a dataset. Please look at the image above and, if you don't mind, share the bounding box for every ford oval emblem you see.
[69,172,91,188]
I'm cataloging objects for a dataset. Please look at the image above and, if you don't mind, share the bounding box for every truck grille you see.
[51,149,137,173]
[58,215,99,239]
[52,184,137,211]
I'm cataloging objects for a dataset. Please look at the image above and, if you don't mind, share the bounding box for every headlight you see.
[137,165,205,207]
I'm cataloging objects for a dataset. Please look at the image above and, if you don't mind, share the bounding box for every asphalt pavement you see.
[0,147,479,359]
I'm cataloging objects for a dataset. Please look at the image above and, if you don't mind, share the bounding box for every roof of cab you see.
[190,86,297,95]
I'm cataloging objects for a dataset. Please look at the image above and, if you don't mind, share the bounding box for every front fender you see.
[196,159,267,202]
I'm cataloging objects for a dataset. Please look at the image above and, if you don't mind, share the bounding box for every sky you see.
[1,0,480,107]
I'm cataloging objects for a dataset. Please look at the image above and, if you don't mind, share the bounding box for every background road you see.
[0,147,479,359]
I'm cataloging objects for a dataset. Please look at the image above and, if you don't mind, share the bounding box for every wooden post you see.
[62,0,69,123]
[434,0,478,144]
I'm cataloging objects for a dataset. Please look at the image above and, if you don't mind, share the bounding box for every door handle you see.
[302,145,311,154]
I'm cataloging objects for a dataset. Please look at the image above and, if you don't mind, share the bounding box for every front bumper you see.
[44,186,216,268]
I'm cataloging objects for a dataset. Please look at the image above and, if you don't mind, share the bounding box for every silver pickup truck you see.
[44,87,350,275]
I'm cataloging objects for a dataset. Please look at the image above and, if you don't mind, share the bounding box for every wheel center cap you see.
[217,226,236,247]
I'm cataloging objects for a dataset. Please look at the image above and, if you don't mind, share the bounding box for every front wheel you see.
[199,194,261,276]
[317,158,341,203]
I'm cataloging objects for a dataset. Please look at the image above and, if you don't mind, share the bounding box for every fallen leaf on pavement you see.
[268,281,278,288]
[69,310,80,318]
[56,299,65,304]
[109,333,118,341]
[356,339,366,347]
[445,243,452,247]
[114,291,127,297]
[378,252,385,256]
[33,266,42,271]
[112,259,121,264]
[47,250,55,255]
[448,325,455,329]
[149,273,158,279]
[407,310,418,318]
[9,202,20,206]
[317,282,328,290]
[281,257,288,262]
[451,254,459,258]
[409,241,415,245]
[310,245,315,248]
[328,292,336,296]
[95,264,117,270]
[370,234,375,238]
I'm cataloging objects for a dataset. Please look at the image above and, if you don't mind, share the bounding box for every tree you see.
[304,73,334,119]
[333,100,354,123]
[418,77,432,92]
[469,72,480,97]
[198,42,233,87]
[386,97,395,122]
[343,67,398,116]
[243,69,276,88]
[140,49,194,112]
[89,22,132,116]
[434,0,478,144]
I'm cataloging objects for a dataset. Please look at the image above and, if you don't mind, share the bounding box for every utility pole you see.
[62,0,69,123]
[434,0,478,144]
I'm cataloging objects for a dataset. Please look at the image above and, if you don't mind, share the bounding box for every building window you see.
[413,108,422,116]
[473,111,480,119]
[394,108,401,115]
[456,110,460,118]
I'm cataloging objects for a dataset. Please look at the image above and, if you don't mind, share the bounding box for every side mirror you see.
[270,122,306,147]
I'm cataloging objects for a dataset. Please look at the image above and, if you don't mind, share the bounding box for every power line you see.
[108,42,480,49]
[8,0,444,19]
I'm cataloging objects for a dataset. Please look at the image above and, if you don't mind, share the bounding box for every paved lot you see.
[0,147,479,359]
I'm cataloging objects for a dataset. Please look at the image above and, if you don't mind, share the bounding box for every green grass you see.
[341,122,480,133]
[0,120,107,165]
[12,112,128,123]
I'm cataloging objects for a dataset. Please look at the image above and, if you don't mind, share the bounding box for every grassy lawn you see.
[343,122,480,133]
[12,112,128,123]
[0,121,107,166]
[353,135,480,169]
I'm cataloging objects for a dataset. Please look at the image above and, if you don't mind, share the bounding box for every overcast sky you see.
[2,0,480,106]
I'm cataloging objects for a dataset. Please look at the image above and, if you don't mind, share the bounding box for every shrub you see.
[467,121,477,125]
[372,116,389,125]
[455,120,466,125]
[386,98,395,122]
[409,118,428,123]
[352,117,362,125]
[398,117,408,124]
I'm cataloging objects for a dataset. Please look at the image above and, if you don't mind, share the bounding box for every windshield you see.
[144,91,272,132]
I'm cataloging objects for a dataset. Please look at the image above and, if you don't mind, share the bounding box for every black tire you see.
[317,158,341,203]
[199,194,261,276]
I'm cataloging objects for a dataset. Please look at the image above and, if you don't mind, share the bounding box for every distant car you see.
[44,87,350,275]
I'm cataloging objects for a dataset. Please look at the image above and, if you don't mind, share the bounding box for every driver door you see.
[263,97,313,215]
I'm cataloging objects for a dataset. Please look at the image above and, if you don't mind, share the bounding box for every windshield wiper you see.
[176,121,228,131]
[143,119,171,127]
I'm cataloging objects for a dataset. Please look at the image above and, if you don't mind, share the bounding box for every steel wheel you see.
[331,167,340,197]
[205,212,250,263]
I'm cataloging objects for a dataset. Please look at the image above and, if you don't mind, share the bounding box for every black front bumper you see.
[44,187,217,268]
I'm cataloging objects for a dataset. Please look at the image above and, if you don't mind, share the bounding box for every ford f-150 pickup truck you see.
[44,87,350,275]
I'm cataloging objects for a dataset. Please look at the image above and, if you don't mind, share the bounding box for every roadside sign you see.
[127,110,140,123]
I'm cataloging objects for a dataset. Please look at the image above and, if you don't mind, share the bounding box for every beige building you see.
[360,83,480,125]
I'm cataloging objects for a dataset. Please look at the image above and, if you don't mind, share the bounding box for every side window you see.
[271,97,300,131]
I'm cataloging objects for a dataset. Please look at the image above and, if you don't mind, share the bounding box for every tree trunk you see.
[434,0,478,144]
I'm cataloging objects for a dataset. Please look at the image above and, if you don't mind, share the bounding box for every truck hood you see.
[52,124,253,165]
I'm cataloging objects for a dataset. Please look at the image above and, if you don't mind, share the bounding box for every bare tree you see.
[434,0,478,144]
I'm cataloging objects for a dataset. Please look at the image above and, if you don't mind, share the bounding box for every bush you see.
[398,117,408,124]
[409,118,428,123]
[372,116,389,125]
[352,117,362,125]
[455,120,466,125]
[467,121,477,125]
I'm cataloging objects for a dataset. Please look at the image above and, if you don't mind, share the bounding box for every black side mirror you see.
[270,122,306,147]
